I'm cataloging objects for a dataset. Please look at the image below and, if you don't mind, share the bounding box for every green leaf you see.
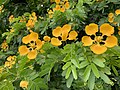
[99,71,113,85]
[18,56,28,72]
[77,0,83,6]
[101,67,111,75]
[112,65,118,76]
[0,81,14,90]
[92,57,105,67]
[28,78,48,90]
[63,53,71,62]
[39,68,50,77]
[88,72,95,90]
[62,62,71,70]
[79,60,89,69]
[71,59,80,68]
[66,74,73,88]
[91,63,100,78]
[65,67,72,79]
[71,65,77,80]
[83,65,91,82]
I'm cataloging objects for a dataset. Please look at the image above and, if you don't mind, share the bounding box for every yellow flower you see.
[43,36,51,42]
[4,61,11,68]
[19,32,43,59]
[68,31,78,40]
[108,17,114,23]
[90,44,107,54]
[105,36,118,47]
[62,24,71,33]
[100,23,114,36]
[26,19,35,28]
[51,37,62,46]
[115,9,120,15]
[82,36,93,46]
[65,2,70,9]
[53,5,60,11]
[85,23,98,35]
[20,81,28,89]
[27,50,37,59]
[55,0,60,4]
[108,13,114,18]
[82,23,118,54]
[7,56,16,62]
[52,26,62,37]
[60,7,65,12]
[51,24,78,46]
[9,15,14,23]
[48,10,54,18]
[1,40,8,51]
[19,45,29,55]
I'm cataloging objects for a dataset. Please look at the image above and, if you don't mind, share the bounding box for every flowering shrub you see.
[1,0,120,90]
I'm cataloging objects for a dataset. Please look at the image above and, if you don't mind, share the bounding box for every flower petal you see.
[20,81,28,89]
[82,36,93,46]
[36,39,43,50]
[108,17,114,23]
[27,50,37,59]
[55,0,60,4]
[65,2,70,9]
[90,44,107,54]
[68,31,78,40]
[61,31,68,41]
[52,26,62,37]
[100,23,114,36]
[51,37,62,46]
[22,35,31,44]
[43,36,51,42]
[85,23,98,35]
[108,13,114,18]
[105,36,118,47]
[62,24,71,33]
[18,45,29,55]
[29,32,38,41]
[115,9,120,15]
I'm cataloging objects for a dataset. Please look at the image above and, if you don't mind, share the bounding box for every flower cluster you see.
[26,12,37,30]
[48,0,70,18]
[108,9,120,24]
[20,81,28,89]
[82,23,118,54]
[18,31,43,59]
[50,24,78,46]
[1,40,8,51]
[4,56,16,69]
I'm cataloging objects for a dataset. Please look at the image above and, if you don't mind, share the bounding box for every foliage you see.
[0,0,120,90]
